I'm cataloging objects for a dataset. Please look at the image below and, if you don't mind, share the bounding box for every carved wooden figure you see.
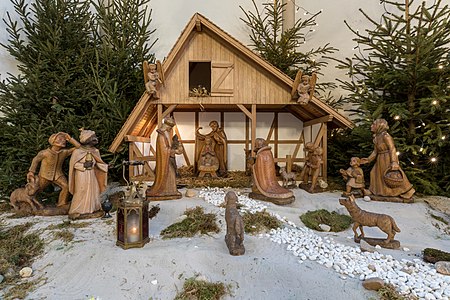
[68,129,108,220]
[225,191,245,256]
[291,70,317,105]
[299,142,323,193]
[27,132,81,213]
[249,138,294,205]
[279,167,296,188]
[10,176,43,212]
[195,120,228,176]
[339,194,401,249]
[339,157,365,197]
[360,119,415,202]
[143,60,164,99]
[146,117,182,200]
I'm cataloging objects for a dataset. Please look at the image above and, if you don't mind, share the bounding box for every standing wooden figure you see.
[360,119,415,202]
[299,142,323,193]
[146,117,182,200]
[225,191,245,256]
[340,157,365,197]
[68,129,108,220]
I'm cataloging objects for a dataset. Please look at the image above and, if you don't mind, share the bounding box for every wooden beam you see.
[292,130,305,160]
[237,104,252,120]
[195,19,202,31]
[303,115,333,127]
[274,112,279,159]
[174,125,191,166]
[157,104,163,128]
[161,104,177,120]
[124,135,152,143]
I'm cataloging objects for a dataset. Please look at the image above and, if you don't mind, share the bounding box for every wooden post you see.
[251,104,256,157]
[274,112,279,159]
[157,104,163,128]
[322,122,327,180]
[286,154,292,173]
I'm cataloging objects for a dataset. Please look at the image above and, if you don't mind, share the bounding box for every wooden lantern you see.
[116,190,149,249]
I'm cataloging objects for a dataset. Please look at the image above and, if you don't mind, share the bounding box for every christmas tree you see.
[240,0,340,106]
[331,0,450,195]
[0,0,156,197]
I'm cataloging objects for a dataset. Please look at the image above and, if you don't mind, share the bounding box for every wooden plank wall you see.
[160,31,292,105]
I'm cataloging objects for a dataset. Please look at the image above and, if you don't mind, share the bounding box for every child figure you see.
[145,63,161,99]
[339,157,365,196]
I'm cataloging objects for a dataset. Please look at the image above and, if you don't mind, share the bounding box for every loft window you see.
[189,61,211,97]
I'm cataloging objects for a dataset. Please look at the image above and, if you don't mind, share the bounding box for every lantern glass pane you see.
[127,209,140,243]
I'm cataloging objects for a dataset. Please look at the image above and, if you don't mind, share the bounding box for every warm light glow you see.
[396,151,400,156]
[131,227,138,234]
[394,115,400,120]
[431,157,437,163]
[419,147,424,152]
[411,161,415,165]
[442,136,446,140]
[432,100,438,105]
[438,65,443,69]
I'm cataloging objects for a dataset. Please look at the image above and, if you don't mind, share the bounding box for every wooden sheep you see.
[279,167,296,188]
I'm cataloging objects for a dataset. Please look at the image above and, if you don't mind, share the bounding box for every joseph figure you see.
[146,117,182,200]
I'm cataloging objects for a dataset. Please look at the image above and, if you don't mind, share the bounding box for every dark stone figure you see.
[225,191,245,256]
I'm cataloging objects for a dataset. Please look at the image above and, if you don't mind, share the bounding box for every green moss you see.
[53,229,74,243]
[300,209,352,232]
[4,278,46,300]
[46,220,92,230]
[423,248,450,263]
[377,284,417,300]
[174,277,228,300]
[243,210,282,234]
[0,222,44,282]
[161,206,219,239]
[430,214,449,225]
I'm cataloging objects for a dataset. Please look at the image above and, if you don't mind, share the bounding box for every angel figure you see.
[143,60,165,99]
[291,70,317,105]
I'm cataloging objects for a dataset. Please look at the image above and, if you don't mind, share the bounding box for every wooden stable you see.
[109,13,353,181]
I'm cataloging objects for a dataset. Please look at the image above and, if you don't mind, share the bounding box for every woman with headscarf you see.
[361,119,415,199]
[68,129,108,219]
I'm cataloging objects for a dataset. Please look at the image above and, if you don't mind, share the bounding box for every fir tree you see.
[331,0,450,195]
[240,0,339,106]
[0,0,156,197]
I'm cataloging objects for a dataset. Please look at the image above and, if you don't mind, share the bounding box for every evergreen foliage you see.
[240,0,340,106]
[330,0,450,196]
[0,0,156,198]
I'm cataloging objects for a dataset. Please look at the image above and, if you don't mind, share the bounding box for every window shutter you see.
[211,62,234,96]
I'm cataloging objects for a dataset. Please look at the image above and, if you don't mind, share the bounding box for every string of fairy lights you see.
[275,0,447,166]
[345,0,447,165]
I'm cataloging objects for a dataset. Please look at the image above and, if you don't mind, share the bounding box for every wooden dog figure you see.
[339,194,400,245]
[10,176,43,212]
[225,191,245,256]
[279,167,296,188]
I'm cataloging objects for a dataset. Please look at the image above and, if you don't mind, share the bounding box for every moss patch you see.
[430,213,449,225]
[46,220,92,230]
[423,248,450,263]
[174,277,228,300]
[4,277,46,300]
[243,210,282,234]
[53,229,74,243]
[300,209,352,232]
[160,206,219,239]
[0,222,44,283]
[377,283,417,300]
